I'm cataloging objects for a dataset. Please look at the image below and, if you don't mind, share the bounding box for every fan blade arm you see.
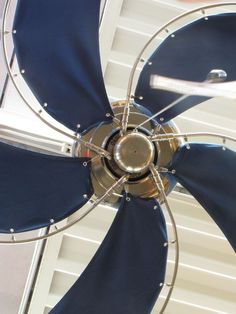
[169,143,236,252]
[135,13,236,123]
[0,141,93,233]
[13,0,113,133]
[50,195,168,314]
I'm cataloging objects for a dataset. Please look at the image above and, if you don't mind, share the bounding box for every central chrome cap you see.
[113,132,155,173]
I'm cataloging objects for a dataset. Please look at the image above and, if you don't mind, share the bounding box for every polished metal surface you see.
[77,100,182,203]
[114,132,155,173]
[207,69,227,83]
[149,164,179,314]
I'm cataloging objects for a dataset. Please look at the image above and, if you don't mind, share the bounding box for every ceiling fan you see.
[0,1,236,313]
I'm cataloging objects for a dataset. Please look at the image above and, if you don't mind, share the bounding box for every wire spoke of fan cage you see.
[78,137,111,160]
[120,2,236,136]
[149,164,179,314]
[0,175,129,245]
[149,132,236,146]
[1,0,112,160]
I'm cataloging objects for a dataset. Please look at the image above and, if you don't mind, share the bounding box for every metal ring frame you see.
[0,175,129,244]
[1,0,78,141]
[1,2,236,313]
[149,164,179,314]
[121,2,236,134]
[1,0,112,160]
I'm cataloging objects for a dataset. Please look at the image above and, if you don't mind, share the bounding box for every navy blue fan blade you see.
[13,0,113,132]
[135,13,236,123]
[51,196,168,314]
[0,141,93,233]
[169,143,236,251]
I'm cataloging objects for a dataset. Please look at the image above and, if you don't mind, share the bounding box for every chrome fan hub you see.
[75,100,183,203]
[114,132,155,174]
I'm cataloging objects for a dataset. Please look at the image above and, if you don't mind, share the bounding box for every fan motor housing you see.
[113,132,155,174]
[74,101,182,204]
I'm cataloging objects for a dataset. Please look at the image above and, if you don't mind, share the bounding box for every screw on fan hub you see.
[114,132,155,174]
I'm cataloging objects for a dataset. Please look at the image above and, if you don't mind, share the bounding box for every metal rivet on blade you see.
[83,194,88,199]
[83,162,87,167]
[164,240,176,247]
[171,169,176,174]
[76,124,81,129]
[148,61,152,66]
[222,147,226,151]
[126,197,131,202]
[171,34,175,38]
[21,69,25,74]
[160,117,164,122]
[10,228,14,233]
[43,103,48,108]
[50,219,55,224]
[12,29,17,34]
[106,113,111,117]
[205,17,209,21]
[160,282,172,287]
[154,205,158,210]
[139,96,144,100]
